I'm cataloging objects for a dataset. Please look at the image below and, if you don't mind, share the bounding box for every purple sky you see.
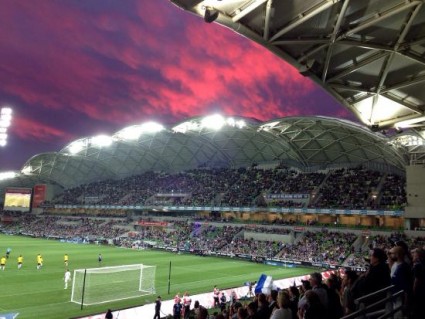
[0,0,353,171]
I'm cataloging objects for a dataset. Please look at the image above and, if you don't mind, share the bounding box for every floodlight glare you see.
[1,107,12,115]
[0,133,7,140]
[0,171,17,180]
[0,114,12,122]
[91,135,113,147]
[140,122,164,133]
[117,126,142,140]
[172,121,199,134]
[0,127,6,133]
[0,140,6,147]
[201,114,225,130]
[68,140,86,154]
[21,166,32,174]
[0,119,10,128]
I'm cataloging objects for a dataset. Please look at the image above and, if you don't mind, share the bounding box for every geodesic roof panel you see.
[171,0,425,133]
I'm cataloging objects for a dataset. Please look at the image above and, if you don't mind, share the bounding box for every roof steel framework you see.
[171,0,425,135]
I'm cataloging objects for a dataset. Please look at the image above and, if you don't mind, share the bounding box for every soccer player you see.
[6,247,11,259]
[17,255,23,269]
[64,254,69,267]
[0,256,6,270]
[37,254,43,269]
[64,269,71,289]
[98,253,102,266]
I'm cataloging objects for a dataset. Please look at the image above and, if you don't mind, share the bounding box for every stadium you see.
[1,1,425,319]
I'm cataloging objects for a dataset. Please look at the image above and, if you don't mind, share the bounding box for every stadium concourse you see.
[75,271,336,319]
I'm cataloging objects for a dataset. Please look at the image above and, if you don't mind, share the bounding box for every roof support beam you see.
[381,74,425,94]
[322,0,351,82]
[263,0,273,40]
[269,0,340,42]
[232,0,268,22]
[327,51,390,82]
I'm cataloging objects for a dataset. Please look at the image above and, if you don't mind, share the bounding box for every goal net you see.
[71,264,156,306]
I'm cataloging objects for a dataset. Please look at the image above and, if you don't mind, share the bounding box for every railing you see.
[342,285,404,319]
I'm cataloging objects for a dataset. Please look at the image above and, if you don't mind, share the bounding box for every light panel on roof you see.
[91,135,113,147]
[68,140,87,154]
[172,121,199,134]
[0,171,17,180]
[201,114,225,130]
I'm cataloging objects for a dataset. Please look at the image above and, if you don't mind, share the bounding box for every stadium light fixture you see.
[140,122,164,133]
[172,121,199,134]
[21,166,32,174]
[68,140,87,154]
[91,135,113,147]
[0,171,17,180]
[201,114,225,130]
[0,107,12,115]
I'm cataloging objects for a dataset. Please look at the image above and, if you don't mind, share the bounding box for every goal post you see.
[71,264,156,306]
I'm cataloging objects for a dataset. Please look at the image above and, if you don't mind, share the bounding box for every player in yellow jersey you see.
[36,254,43,269]
[1,256,6,270]
[17,255,23,269]
[64,254,69,267]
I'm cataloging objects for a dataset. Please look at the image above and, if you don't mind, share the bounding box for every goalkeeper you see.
[64,269,71,289]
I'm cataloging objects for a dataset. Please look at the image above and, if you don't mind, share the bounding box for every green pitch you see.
[0,234,312,319]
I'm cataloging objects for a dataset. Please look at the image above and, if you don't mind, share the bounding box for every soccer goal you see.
[71,264,156,306]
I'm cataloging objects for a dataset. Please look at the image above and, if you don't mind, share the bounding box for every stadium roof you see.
[0,116,409,192]
[171,0,425,135]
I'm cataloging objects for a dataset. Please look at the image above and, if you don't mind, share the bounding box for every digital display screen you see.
[3,187,32,212]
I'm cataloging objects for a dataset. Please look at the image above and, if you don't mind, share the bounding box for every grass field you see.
[0,234,313,319]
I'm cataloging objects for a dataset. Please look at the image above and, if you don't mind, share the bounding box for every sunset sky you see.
[0,0,354,171]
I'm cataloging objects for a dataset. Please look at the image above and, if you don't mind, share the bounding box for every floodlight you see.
[140,122,164,133]
[0,140,6,147]
[116,126,142,140]
[0,133,7,140]
[0,119,10,128]
[68,140,86,154]
[1,107,12,115]
[0,113,12,122]
[0,127,6,133]
[172,121,198,134]
[201,114,225,130]
[21,166,32,174]
[0,171,17,180]
[91,135,113,147]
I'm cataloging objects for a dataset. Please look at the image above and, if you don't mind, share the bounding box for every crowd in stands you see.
[173,242,425,319]
[1,207,425,318]
[46,166,406,210]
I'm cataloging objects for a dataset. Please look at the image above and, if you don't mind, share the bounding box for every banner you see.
[32,184,47,208]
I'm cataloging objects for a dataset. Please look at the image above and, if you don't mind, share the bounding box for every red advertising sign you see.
[32,184,47,208]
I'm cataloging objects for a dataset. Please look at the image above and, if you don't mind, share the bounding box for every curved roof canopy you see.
[0,116,409,191]
[171,0,425,134]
